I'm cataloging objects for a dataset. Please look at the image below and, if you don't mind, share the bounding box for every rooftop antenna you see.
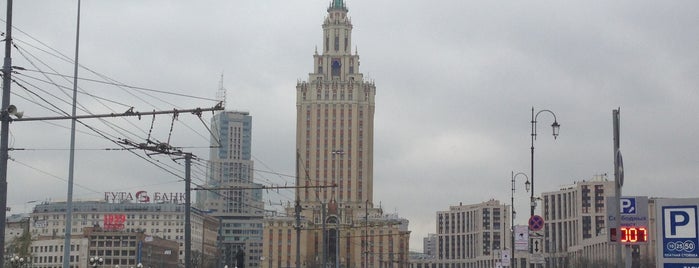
[216,73,227,109]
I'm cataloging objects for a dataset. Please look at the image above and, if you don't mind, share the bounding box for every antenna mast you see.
[216,73,227,109]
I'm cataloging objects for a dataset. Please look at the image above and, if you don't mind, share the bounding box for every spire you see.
[328,0,347,11]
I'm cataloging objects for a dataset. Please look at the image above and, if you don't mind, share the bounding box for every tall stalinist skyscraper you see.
[295,0,375,209]
[264,1,409,268]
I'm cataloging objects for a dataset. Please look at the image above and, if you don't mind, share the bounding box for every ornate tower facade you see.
[295,0,375,207]
[263,1,409,268]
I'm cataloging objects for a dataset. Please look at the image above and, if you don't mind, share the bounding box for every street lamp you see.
[10,255,25,267]
[529,107,560,217]
[89,256,104,267]
[511,171,530,267]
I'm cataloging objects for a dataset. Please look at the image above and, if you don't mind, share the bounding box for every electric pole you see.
[0,2,14,268]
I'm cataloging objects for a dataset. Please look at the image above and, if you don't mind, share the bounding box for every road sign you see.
[529,215,544,231]
[532,237,543,254]
[514,225,529,251]
[655,198,699,267]
[530,253,545,264]
[621,198,636,214]
[501,251,510,266]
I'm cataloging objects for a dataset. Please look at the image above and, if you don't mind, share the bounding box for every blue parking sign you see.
[663,206,699,258]
[621,197,637,214]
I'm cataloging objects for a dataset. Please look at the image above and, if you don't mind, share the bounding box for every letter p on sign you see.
[664,207,696,238]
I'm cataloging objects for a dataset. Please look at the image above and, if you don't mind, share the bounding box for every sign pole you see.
[613,109,623,267]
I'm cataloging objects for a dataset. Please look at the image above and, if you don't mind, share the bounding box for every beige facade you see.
[28,200,219,267]
[434,200,510,268]
[540,177,616,266]
[263,1,409,268]
[540,176,656,267]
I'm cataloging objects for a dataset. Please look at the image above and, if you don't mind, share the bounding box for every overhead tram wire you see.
[12,44,160,141]
[9,25,239,199]
[12,38,220,148]
[11,156,187,206]
[8,25,222,157]
[10,79,148,144]
[11,50,156,147]
[1,22,219,103]
[10,90,64,116]
[190,157,296,202]
[11,38,219,149]
[20,69,219,103]
[10,158,103,194]
[5,25,231,204]
[14,72,132,107]
[11,73,215,189]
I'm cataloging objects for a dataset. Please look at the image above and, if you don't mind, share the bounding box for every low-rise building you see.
[29,199,219,267]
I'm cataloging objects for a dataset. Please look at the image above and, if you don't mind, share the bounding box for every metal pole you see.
[295,151,301,268]
[322,202,326,268]
[529,107,535,268]
[64,1,82,267]
[511,171,515,267]
[185,154,192,268]
[294,205,301,267]
[529,107,535,218]
[0,1,13,267]
[365,200,368,268]
[613,109,623,267]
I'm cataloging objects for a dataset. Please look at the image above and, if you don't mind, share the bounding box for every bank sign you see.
[104,191,185,203]
[656,198,699,268]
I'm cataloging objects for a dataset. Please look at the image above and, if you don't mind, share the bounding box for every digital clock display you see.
[620,226,648,243]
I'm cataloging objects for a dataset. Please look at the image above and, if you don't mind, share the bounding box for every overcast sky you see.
[2,0,698,252]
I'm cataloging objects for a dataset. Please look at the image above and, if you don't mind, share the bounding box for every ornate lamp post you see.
[89,256,104,267]
[511,171,530,267]
[9,256,25,267]
[529,107,560,268]
[529,107,560,217]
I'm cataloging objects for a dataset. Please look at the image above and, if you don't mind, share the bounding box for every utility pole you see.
[120,139,196,268]
[0,2,13,268]
[367,204,371,268]
[295,151,302,268]
[185,153,192,268]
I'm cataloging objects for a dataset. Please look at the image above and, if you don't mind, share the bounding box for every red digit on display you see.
[628,227,637,242]
[620,226,648,243]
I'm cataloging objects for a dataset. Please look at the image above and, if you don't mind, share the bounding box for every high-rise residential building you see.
[539,176,616,267]
[540,175,657,267]
[263,1,409,268]
[434,200,510,268]
[197,111,264,268]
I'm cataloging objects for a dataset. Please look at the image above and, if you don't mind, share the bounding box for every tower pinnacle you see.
[329,0,347,11]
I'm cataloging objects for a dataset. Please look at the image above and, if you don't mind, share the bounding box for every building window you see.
[332,60,341,77]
